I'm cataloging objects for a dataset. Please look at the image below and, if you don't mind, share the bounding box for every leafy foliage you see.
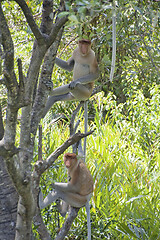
[86,87,160,239]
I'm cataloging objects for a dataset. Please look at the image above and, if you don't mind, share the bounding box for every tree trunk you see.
[0,156,18,240]
[0,1,69,239]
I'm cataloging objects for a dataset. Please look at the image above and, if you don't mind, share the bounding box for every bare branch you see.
[34,130,94,175]
[40,0,54,35]
[14,0,44,43]
[55,207,79,240]
[59,36,78,57]
[48,16,68,46]
[69,102,83,135]
[30,30,63,136]
[33,212,51,240]
[15,0,68,47]
[17,58,25,91]
[0,4,18,92]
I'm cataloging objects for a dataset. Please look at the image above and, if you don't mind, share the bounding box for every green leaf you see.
[68,15,79,23]
[58,11,69,18]
[117,222,138,238]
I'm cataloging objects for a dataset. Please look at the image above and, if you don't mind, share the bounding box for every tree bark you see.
[0,156,18,240]
[0,105,4,140]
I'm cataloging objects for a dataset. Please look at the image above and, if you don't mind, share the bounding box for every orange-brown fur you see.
[64,153,93,196]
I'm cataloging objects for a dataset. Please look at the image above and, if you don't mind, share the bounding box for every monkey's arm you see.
[53,182,78,193]
[69,71,99,89]
[55,57,74,72]
[39,189,58,209]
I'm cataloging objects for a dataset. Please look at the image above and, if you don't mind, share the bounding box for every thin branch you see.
[48,16,68,46]
[55,207,80,240]
[0,4,18,91]
[14,0,44,43]
[59,36,78,57]
[91,85,103,96]
[33,212,51,240]
[69,102,83,135]
[17,58,24,90]
[40,0,54,35]
[109,2,116,82]
[34,130,94,175]
[69,102,84,153]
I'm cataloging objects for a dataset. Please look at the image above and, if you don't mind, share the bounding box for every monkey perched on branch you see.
[42,39,99,117]
[39,153,93,216]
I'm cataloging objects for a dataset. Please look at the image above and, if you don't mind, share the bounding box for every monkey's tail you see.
[85,201,91,240]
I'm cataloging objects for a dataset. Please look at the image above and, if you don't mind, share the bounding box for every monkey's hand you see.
[69,80,81,90]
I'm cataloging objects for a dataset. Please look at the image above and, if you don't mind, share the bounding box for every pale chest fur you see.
[72,48,95,80]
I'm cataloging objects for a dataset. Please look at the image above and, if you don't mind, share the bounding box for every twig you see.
[59,36,78,57]
[14,0,43,43]
[69,102,83,135]
[17,58,24,90]
[55,207,79,240]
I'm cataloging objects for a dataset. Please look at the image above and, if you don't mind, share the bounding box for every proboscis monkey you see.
[42,39,99,117]
[39,153,93,215]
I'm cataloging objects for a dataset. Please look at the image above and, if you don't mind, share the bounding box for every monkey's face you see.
[79,43,91,56]
[64,153,77,169]
[64,158,72,168]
